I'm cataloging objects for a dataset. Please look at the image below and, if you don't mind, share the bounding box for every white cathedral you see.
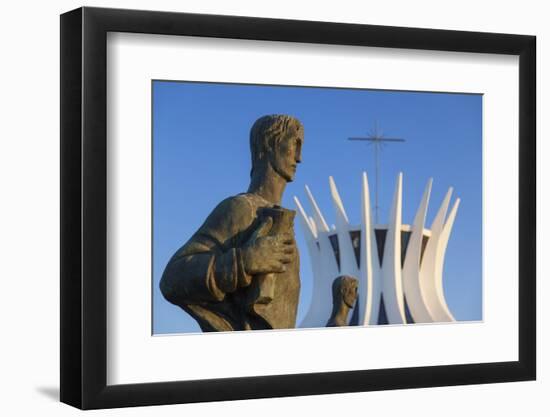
[294,172,460,328]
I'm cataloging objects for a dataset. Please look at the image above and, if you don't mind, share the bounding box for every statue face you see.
[269,126,303,182]
[341,277,358,308]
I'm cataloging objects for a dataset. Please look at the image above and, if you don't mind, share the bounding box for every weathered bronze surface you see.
[160,115,303,331]
[326,276,359,327]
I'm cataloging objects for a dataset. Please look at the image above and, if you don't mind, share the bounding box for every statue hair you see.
[332,277,343,307]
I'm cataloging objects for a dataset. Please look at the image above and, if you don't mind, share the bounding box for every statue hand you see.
[242,217,295,275]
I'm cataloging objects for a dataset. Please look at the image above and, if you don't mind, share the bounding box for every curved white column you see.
[402,179,434,323]
[359,172,379,325]
[329,176,360,277]
[294,197,322,324]
[430,198,460,321]
[294,197,317,243]
[419,188,455,322]
[309,216,317,235]
[380,173,406,324]
[298,186,339,328]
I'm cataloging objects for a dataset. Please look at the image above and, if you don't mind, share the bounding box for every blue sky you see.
[152,80,482,334]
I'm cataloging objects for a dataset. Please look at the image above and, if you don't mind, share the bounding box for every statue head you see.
[249,115,304,182]
[332,275,358,309]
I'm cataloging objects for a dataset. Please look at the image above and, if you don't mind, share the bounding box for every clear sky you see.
[152,80,482,334]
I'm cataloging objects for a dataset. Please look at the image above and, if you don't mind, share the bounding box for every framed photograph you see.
[60,6,536,409]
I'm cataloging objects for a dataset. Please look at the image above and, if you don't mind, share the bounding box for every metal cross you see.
[348,122,405,224]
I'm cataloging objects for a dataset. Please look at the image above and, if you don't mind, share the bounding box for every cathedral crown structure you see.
[294,172,460,328]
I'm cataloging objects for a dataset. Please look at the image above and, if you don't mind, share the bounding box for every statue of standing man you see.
[160,115,304,332]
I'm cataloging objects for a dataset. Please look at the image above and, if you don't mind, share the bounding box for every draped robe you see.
[160,193,300,331]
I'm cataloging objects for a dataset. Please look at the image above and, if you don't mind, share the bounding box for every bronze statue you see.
[326,276,358,327]
[160,115,303,331]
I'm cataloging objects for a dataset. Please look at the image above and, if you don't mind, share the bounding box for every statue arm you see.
[160,238,251,305]
[160,196,254,306]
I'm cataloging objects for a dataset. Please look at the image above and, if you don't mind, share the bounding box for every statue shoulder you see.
[216,193,256,212]
[209,194,258,221]
[196,194,258,244]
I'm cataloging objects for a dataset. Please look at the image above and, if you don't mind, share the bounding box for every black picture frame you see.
[60,6,536,410]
